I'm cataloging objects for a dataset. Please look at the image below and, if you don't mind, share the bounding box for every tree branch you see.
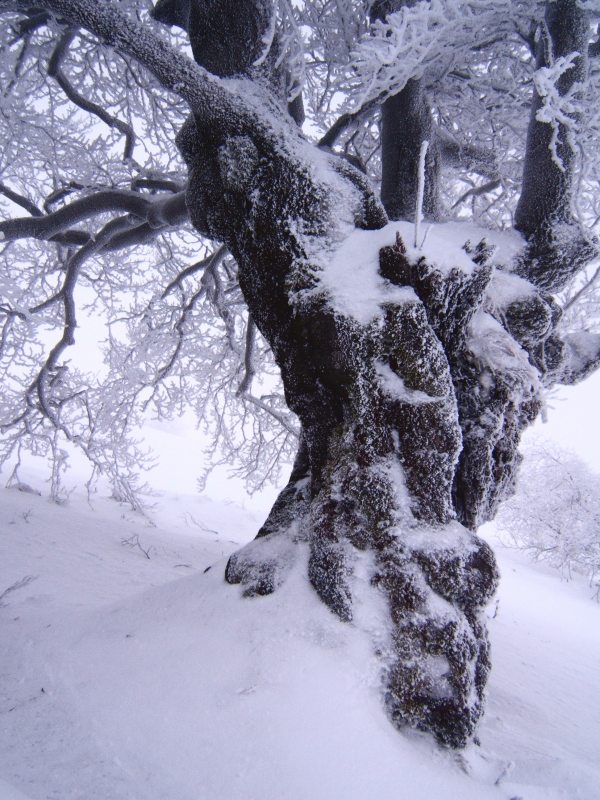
[48,28,136,162]
[43,182,86,213]
[438,132,499,180]
[0,0,280,141]
[318,97,382,149]
[556,332,600,385]
[451,179,502,210]
[562,263,600,313]
[0,189,174,241]
[0,181,43,217]
[160,251,217,299]
[28,215,134,428]
[9,9,49,42]
[237,314,257,396]
[241,393,299,437]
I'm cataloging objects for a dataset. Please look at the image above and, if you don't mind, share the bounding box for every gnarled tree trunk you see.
[177,106,528,746]
[169,0,597,749]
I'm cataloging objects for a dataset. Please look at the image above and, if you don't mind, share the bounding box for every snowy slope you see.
[1,486,599,800]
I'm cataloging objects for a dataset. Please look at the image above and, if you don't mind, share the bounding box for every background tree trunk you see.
[370,1,441,221]
[515,0,595,292]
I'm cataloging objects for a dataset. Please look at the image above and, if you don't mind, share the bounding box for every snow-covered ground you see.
[1,473,599,800]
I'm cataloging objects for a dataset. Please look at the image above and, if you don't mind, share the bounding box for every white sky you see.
[528,369,600,471]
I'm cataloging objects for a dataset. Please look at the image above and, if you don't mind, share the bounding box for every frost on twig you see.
[533,52,582,173]
[496,446,600,600]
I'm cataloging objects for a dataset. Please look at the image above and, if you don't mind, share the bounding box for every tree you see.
[1,0,600,748]
[496,443,600,597]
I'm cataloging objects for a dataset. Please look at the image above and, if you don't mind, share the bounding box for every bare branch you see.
[8,9,48,42]
[160,253,215,299]
[438,133,499,180]
[241,393,299,437]
[43,182,86,213]
[237,314,257,396]
[48,28,136,161]
[562,263,600,313]
[318,96,382,149]
[0,189,178,242]
[131,177,184,194]
[451,179,502,210]
[28,215,134,428]
[0,181,43,217]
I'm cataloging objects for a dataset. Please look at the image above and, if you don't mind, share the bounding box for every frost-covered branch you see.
[352,0,544,109]
[0,0,287,138]
[0,182,43,217]
[0,189,181,242]
[48,28,136,162]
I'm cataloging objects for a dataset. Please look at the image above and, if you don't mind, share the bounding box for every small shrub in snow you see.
[496,446,600,597]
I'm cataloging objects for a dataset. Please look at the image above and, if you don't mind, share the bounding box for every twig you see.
[0,181,43,217]
[48,29,136,161]
[121,533,153,559]
[451,179,502,210]
[0,575,38,607]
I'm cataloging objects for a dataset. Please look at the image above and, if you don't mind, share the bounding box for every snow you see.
[375,360,440,404]
[1,473,599,799]
[319,220,525,325]
[469,311,539,385]
[487,269,536,309]
[315,223,417,324]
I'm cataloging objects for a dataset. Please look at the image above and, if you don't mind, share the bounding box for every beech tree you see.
[1,0,600,748]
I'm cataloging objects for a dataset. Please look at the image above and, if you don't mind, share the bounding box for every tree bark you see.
[378,80,441,221]
[170,1,579,748]
[173,99,512,745]
[370,1,441,221]
[515,0,595,292]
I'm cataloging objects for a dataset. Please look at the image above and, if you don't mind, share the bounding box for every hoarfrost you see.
[375,361,440,405]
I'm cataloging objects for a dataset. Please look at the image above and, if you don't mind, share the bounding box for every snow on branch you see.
[534,52,583,172]
[47,28,136,162]
[0,0,288,142]
[351,0,544,107]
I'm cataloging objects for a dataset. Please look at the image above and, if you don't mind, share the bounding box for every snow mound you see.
[319,220,525,325]
[1,488,599,799]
